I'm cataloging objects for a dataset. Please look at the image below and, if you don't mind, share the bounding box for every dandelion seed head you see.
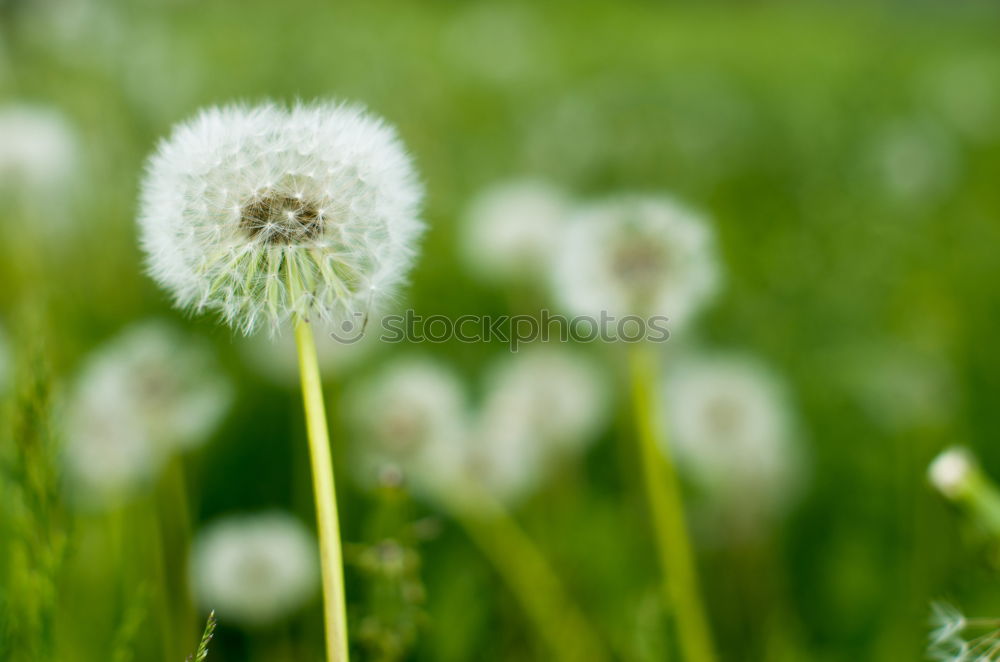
[929,447,975,500]
[191,512,319,626]
[345,357,471,495]
[461,179,570,283]
[62,322,232,507]
[479,346,608,454]
[551,195,720,330]
[138,101,424,334]
[664,353,801,524]
[0,103,79,197]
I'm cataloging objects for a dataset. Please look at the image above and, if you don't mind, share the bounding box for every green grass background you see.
[2,1,1000,660]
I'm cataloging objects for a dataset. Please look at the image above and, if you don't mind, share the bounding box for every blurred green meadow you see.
[2,0,1000,661]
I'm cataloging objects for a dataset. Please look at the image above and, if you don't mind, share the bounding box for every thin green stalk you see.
[158,456,197,650]
[295,317,350,662]
[628,342,716,662]
[453,492,608,662]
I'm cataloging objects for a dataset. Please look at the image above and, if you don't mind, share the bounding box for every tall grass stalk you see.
[454,492,608,662]
[628,342,715,662]
[294,317,350,662]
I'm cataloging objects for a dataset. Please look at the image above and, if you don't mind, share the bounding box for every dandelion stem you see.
[453,492,608,662]
[295,317,350,662]
[628,342,716,662]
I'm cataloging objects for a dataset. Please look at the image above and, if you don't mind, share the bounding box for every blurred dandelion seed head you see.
[929,447,975,500]
[664,354,802,524]
[348,350,608,511]
[468,348,607,504]
[0,103,80,200]
[62,322,231,507]
[461,179,570,283]
[191,512,320,627]
[346,357,471,494]
[552,195,720,330]
[138,101,424,334]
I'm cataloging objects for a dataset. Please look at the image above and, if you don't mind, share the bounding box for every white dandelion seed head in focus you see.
[345,357,471,495]
[138,101,424,334]
[552,195,720,331]
[928,447,975,500]
[0,103,79,197]
[461,179,571,283]
[664,354,801,521]
[62,322,232,506]
[191,512,319,626]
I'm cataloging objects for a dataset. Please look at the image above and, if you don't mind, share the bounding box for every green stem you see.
[295,317,350,662]
[957,465,1000,535]
[628,343,716,662]
[453,492,608,662]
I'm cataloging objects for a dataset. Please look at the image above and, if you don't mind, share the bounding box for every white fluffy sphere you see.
[663,354,801,521]
[551,195,720,332]
[138,101,424,334]
[62,322,232,507]
[0,103,79,199]
[191,512,320,626]
[345,357,471,495]
[460,179,570,283]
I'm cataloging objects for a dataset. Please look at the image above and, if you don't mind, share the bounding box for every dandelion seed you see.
[663,353,802,530]
[927,601,1000,661]
[551,195,720,332]
[62,322,231,506]
[191,512,320,627]
[460,179,571,284]
[137,101,424,334]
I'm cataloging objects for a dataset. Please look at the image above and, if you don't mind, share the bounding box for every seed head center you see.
[240,193,323,244]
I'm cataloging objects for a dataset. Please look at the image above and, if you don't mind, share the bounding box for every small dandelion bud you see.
[460,179,571,283]
[551,195,720,332]
[137,101,424,334]
[928,447,976,500]
[191,512,320,627]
